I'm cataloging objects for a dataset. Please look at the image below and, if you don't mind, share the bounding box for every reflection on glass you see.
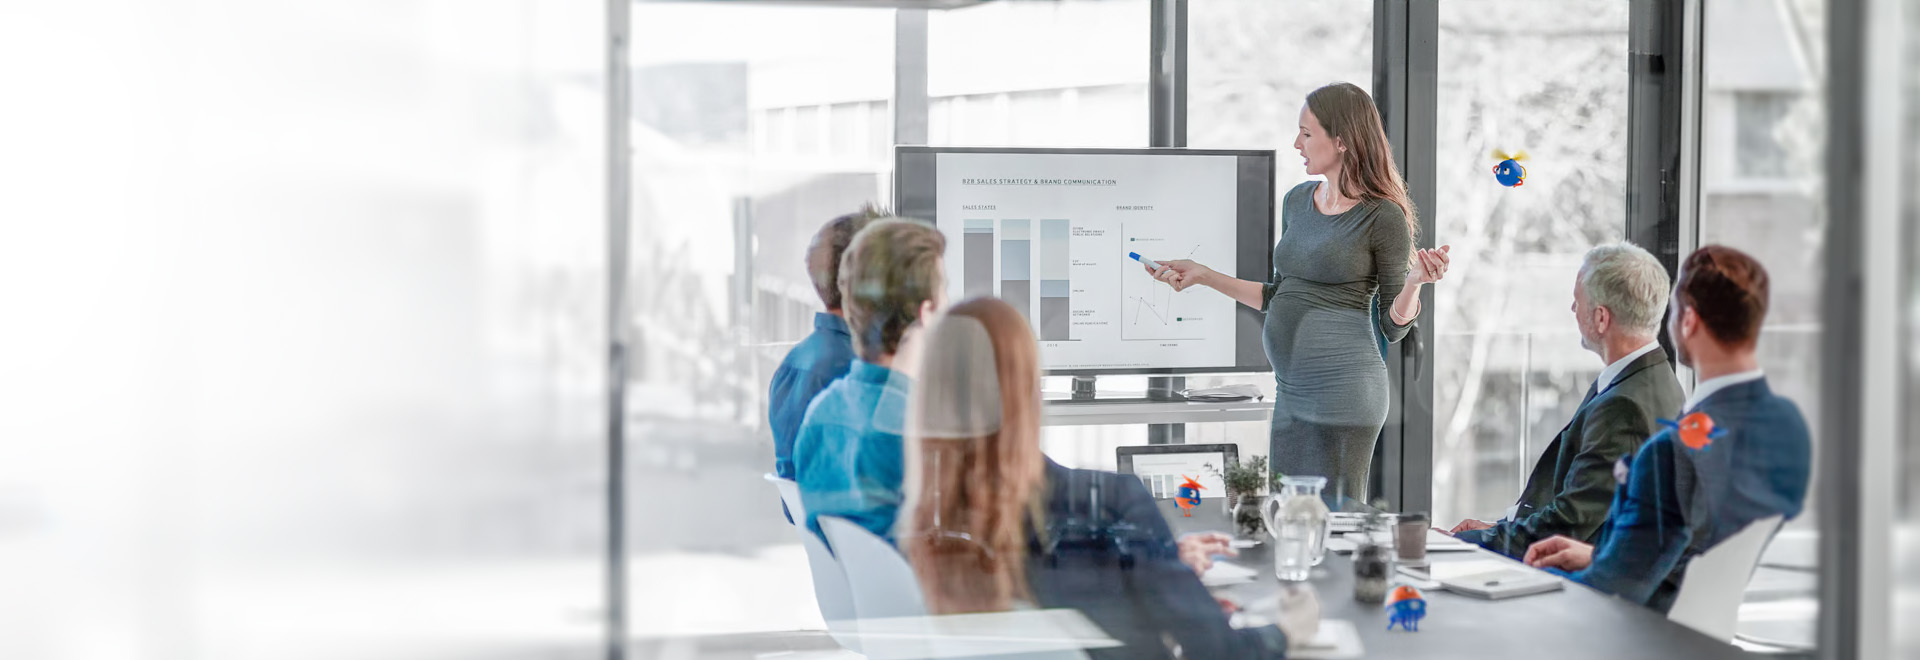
[1,3,610,658]
[1905,3,1920,654]
[1698,0,1824,649]
[926,0,1159,483]
[928,0,1148,147]
[1182,1,1375,501]
[1189,0,1374,186]
[626,3,897,645]
[1432,1,1630,525]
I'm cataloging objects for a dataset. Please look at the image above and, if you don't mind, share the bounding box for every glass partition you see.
[623,3,896,649]
[927,0,1149,147]
[1175,0,1376,491]
[0,2,609,658]
[1430,1,1632,526]
[1188,0,1374,185]
[1897,0,1919,653]
[1698,0,1826,648]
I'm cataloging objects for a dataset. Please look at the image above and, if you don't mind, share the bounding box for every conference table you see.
[1158,500,1752,659]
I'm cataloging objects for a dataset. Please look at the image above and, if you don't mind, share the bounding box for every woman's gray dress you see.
[1261,181,1414,502]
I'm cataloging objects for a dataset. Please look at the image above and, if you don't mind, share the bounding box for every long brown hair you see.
[901,297,1047,614]
[1306,82,1419,259]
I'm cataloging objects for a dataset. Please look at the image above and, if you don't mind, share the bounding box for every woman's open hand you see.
[1406,245,1451,286]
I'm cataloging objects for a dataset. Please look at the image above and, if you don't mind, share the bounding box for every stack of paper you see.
[1200,560,1259,586]
[1292,620,1364,660]
[1425,529,1478,552]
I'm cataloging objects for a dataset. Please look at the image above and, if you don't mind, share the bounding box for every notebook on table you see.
[1402,559,1563,600]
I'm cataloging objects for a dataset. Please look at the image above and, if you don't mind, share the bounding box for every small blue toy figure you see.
[1175,475,1205,517]
[1491,149,1529,187]
[1384,585,1428,631]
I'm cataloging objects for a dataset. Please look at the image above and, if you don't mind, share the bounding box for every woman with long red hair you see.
[900,297,1310,658]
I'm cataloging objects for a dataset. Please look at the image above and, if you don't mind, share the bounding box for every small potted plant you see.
[1208,455,1270,538]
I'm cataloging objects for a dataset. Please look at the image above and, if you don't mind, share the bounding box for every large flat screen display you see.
[896,147,1275,376]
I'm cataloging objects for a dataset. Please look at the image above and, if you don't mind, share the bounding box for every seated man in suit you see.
[794,218,947,542]
[1526,245,1812,613]
[1448,242,1685,559]
[769,205,884,484]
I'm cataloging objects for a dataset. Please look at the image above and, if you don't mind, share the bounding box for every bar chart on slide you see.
[960,218,1074,341]
[1038,219,1071,341]
[963,219,995,298]
[1000,220,1031,320]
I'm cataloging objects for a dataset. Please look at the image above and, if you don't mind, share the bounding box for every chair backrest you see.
[765,476,860,652]
[764,472,806,524]
[797,525,860,637]
[818,515,929,620]
[1668,514,1785,642]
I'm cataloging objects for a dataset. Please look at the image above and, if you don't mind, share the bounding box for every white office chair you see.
[1668,514,1785,643]
[818,515,929,620]
[763,476,860,652]
[798,525,864,652]
[764,472,806,524]
[818,517,1095,660]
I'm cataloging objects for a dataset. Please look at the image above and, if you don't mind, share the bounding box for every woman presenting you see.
[1148,82,1449,501]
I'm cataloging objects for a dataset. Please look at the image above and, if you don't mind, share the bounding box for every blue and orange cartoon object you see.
[1659,411,1727,451]
[1385,585,1428,631]
[1491,149,1529,187]
[1175,476,1205,517]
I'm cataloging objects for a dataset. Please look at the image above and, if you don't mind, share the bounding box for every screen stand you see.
[1146,376,1186,445]
[1070,376,1098,401]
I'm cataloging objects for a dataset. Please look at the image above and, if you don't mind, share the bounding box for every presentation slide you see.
[932,152,1242,371]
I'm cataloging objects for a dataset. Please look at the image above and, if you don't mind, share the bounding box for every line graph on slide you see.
[1121,230,1204,341]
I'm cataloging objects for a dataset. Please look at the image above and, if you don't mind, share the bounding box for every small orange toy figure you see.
[1659,411,1727,451]
[1175,475,1205,517]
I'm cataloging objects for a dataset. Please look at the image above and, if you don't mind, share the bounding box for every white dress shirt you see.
[1683,369,1766,413]
[1594,340,1662,395]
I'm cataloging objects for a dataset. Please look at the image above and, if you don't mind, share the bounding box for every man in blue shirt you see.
[770,206,883,482]
[794,219,947,542]
[1526,246,1811,613]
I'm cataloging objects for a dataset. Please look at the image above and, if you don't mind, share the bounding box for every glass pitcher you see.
[1260,476,1331,581]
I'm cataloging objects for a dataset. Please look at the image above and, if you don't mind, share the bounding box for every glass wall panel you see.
[624,3,895,650]
[0,2,608,658]
[1188,0,1374,185]
[927,0,1148,147]
[1897,0,1919,653]
[1179,0,1376,502]
[1698,0,1826,648]
[926,0,1155,466]
[1431,1,1632,527]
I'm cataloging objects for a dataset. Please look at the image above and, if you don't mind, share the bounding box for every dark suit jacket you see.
[1455,347,1684,559]
[1026,460,1287,660]
[1569,377,1810,612]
